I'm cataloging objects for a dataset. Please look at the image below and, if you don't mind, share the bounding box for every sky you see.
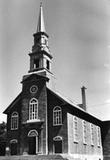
[0,0,110,123]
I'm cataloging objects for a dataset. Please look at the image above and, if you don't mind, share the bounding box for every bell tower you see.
[29,3,53,78]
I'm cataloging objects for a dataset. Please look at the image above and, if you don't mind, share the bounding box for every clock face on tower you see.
[30,85,38,94]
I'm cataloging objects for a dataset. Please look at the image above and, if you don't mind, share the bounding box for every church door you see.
[54,141,62,153]
[28,130,38,155]
[28,137,36,155]
[10,141,17,155]
[53,136,63,154]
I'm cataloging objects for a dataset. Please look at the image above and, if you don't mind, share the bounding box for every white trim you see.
[90,123,94,146]
[28,129,38,137]
[53,106,62,126]
[53,136,63,141]
[36,136,38,153]
[27,119,41,123]
[29,98,38,120]
[97,126,101,147]
[11,112,18,130]
[73,116,78,143]
[82,120,87,144]
[28,130,38,154]
[10,139,18,144]
[27,69,46,75]
[46,91,48,154]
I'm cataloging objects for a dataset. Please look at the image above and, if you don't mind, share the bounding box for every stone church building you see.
[3,3,110,160]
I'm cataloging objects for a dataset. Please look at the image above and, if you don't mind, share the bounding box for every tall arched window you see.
[97,126,101,147]
[73,116,78,142]
[53,106,62,126]
[29,98,38,120]
[11,112,18,130]
[82,120,87,144]
[90,123,94,145]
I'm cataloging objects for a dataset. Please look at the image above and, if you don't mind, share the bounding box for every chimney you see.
[81,86,87,111]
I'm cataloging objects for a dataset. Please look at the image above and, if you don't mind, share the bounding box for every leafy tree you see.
[0,122,7,156]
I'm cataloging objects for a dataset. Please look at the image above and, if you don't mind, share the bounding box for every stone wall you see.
[20,75,48,154]
[47,89,68,154]
[102,121,110,160]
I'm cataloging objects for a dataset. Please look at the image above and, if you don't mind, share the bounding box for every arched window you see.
[73,116,78,142]
[97,126,101,147]
[82,120,87,144]
[11,112,18,130]
[53,106,62,126]
[29,98,38,120]
[90,123,94,145]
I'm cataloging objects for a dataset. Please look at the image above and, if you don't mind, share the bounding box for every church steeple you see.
[28,3,53,74]
[37,2,46,33]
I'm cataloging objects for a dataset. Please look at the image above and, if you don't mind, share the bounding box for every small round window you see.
[30,85,38,94]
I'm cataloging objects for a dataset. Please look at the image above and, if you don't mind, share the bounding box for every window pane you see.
[11,112,18,130]
[97,126,101,146]
[29,98,38,120]
[83,121,87,144]
[73,116,78,142]
[90,124,94,145]
[53,107,62,125]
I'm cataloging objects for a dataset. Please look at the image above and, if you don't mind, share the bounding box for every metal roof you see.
[37,3,46,33]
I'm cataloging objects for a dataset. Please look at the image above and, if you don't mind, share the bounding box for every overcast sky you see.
[0,0,110,122]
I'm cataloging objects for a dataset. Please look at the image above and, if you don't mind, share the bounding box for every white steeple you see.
[37,2,46,33]
[28,3,55,90]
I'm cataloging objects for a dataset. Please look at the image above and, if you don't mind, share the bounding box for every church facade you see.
[3,4,107,160]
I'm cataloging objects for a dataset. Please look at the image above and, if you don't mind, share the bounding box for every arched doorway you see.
[28,130,38,155]
[53,136,62,153]
[10,139,18,155]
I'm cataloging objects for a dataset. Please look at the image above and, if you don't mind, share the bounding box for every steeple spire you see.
[29,2,52,75]
[37,2,46,33]
[28,2,54,89]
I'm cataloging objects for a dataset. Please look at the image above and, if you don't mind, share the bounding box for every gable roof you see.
[47,87,102,123]
[47,87,85,111]
[3,93,22,114]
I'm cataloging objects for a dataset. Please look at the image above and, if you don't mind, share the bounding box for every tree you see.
[0,122,7,156]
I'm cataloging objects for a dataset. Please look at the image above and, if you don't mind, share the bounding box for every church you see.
[3,3,109,160]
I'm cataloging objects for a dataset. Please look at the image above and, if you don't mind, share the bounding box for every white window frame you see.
[53,106,62,126]
[82,120,87,144]
[97,126,101,147]
[53,136,63,141]
[90,123,94,146]
[10,139,18,144]
[11,112,18,130]
[29,98,38,120]
[73,116,78,143]
[28,130,38,137]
